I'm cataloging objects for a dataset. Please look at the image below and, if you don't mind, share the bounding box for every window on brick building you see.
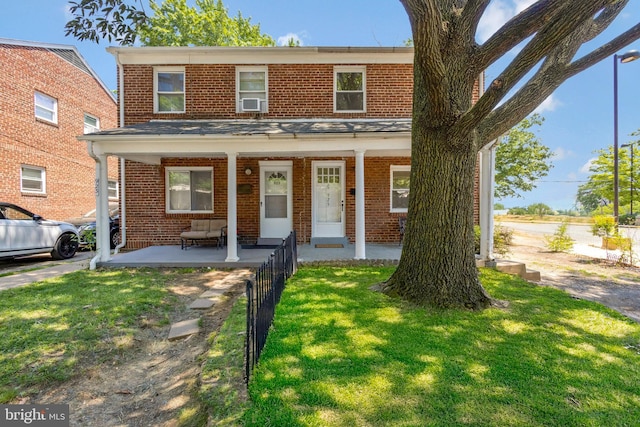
[334,66,366,112]
[84,113,100,134]
[390,166,410,212]
[166,167,213,213]
[236,67,268,113]
[108,180,119,200]
[21,165,46,194]
[34,91,58,124]
[154,67,185,113]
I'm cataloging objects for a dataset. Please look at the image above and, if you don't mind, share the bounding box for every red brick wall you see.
[124,155,414,247]
[121,63,413,123]
[0,43,118,220]
[118,62,483,248]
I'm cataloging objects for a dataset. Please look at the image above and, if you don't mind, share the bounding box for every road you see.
[499,220,640,249]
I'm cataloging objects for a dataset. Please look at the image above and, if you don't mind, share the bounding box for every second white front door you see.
[260,161,293,239]
[312,161,345,237]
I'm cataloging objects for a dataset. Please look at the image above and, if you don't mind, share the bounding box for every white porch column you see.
[479,139,500,265]
[225,152,239,262]
[97,154,111,262]
[355,149,366,259]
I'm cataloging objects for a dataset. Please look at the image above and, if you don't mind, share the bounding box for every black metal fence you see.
[245,230,298,383]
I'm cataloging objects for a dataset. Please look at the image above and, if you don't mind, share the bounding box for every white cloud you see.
[477,0,538,42]
[580,158,596,174]
[477,1,511,42]
[552,146,574,160]
[534,95,561,114]
[514,0,538,14]
[277,33,304,46]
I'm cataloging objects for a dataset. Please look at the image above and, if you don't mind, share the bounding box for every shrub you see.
[544,220,574,253]
[474,225,513,256]
[591,215,616,237]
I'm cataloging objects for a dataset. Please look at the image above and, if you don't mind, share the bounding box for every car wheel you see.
[110,229,120,249]
[52,233,79,260]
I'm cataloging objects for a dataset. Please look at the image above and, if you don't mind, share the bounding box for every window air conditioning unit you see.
[241,98,261,112]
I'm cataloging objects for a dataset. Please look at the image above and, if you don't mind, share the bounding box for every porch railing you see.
[245,230,298,383]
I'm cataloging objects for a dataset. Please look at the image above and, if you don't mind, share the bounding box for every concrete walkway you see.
[0,256,90,291]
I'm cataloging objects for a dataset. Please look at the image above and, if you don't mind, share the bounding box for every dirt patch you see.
[18,269,252,427]
[505,230,640,323]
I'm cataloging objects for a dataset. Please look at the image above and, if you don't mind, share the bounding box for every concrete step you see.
[310,236,349,248]
[168,318,200,340]
[524,269,541,282]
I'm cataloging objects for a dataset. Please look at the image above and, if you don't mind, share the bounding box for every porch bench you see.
[180,219,227,250]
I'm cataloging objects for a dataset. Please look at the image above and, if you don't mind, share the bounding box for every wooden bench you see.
[180,219,227,250]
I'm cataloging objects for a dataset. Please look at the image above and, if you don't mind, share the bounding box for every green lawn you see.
[234,266,640,427]
[0,268,176,403]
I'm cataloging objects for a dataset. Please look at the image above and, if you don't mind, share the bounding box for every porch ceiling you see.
[81,119,412,163]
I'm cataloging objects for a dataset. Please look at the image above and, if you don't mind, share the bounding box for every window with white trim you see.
[34,91,58,123]
[21,165,46,194]
[390,166,410,212]
[84,113,100,134]
[154,67,185,113]
[236,66,268,113]
[334,66,366,112]
[108,180,119,200]
[166,167,213,213]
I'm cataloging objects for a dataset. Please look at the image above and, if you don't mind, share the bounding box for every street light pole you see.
[613,50,640,222]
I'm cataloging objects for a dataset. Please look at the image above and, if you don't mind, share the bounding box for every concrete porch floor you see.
[98,243,536,281]
[99,243,404,269]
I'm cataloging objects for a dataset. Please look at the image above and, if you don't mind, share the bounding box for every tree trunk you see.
[383,125,492,310]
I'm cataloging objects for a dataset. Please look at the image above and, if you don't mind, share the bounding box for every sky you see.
[2,1,640,211]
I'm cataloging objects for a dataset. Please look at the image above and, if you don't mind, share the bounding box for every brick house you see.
[82,46,485,262]
[0,38,118,221]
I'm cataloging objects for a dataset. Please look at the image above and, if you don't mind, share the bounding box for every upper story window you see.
[34,91,58,124]
[154,67,185,113]
[84,113,100,134]
[390,166,410,212]
[236,67,268,113]
[334,66,366,112]
[166,167,213,213]
[21,165,46,194]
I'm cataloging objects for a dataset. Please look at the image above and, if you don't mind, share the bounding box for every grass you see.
[0,268,177,403]
[218,266,640,427]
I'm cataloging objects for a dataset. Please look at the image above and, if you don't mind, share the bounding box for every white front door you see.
[260,161,293,239]
[313,161,345,237]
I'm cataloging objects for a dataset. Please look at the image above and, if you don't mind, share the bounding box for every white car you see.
[0,203,79,260]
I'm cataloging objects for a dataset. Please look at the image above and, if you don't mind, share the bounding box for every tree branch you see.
[456,0,616,137]
[460,0,490,35]
[475,0,566,72]
[478,5,639,144]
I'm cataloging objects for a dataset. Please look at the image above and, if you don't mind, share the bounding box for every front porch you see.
[96,244,537,282]
[99,243,404,269]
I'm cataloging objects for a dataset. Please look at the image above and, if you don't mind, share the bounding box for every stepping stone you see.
[168,318,200,340]
[200,289,227,298]
[189,298,215,309]
[210,281,236,290]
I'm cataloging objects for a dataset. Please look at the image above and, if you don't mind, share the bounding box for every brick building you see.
[0,38,118,221]
[82,46,482,262]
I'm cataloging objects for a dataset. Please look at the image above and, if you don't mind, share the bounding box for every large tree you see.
[382,0,640,309]
[495,113,553,199]
[66,1,640,309]
[576,133,640,215]
[65,0,274,46]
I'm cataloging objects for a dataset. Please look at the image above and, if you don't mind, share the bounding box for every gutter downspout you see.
[113,60,126,254]
[87,141,104,270]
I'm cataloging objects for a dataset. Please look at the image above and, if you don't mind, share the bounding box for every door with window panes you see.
[312,161,345,237]
[260,162,292,238]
